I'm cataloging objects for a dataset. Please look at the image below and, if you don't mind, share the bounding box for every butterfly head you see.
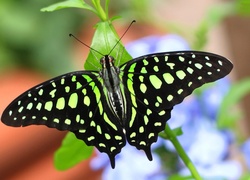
[100,55,115,69]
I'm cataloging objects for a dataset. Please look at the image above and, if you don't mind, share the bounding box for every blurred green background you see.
[1,0,249,76]
[0,0,85,76]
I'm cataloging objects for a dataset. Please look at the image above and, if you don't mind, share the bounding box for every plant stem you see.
[164,124,202,180]
[92,0,107,21]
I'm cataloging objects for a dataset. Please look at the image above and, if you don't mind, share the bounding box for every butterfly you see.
[1,50,233,168]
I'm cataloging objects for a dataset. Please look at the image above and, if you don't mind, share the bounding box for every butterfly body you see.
[1,51,233,168]
[100,55,126,123]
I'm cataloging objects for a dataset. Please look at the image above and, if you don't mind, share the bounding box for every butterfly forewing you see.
[121,51,233,110]
[2,71,96,130]
[120,51,233,158]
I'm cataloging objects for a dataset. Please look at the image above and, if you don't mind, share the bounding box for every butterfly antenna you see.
[108,20,136,55]
[69,34,104,56]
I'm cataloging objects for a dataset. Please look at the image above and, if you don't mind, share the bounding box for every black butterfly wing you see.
[1,71,125,168]
[120,51,233,158]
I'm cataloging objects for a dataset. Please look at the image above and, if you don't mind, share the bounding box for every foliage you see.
[0,0,83,76]
[54,132,93,170]
[42,0,132,70]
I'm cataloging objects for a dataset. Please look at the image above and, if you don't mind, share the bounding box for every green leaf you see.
[217,78,250,129]
[41,0,97,14]
[84,21,132,70]
[54,132,94,170]
[159,126,183,139]
[193,82,216,96]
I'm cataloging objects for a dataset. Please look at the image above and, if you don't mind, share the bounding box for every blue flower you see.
[103,145,164,180]
[186,121,230,166]
[126,34,189,58]
[164,96,202,151]
[179,160,242,179]
[91,144,164,180]
[242,138,250,170]
[200,78,231,120]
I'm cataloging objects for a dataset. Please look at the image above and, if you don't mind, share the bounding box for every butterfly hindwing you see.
[71,74,126,167]
[120,51,233,158]
[122,87,173,159]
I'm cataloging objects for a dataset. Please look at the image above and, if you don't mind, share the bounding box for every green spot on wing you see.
[153,66,159,72]
[65,119,71,125]
[115,135,122,140]
[105,133,111,140]
[76,82,82,89]
[141,67,147,73]
[130,132,136,138]
[36,103,42,111]
[97,125,102,134]
[38,89,43,96]
[53,118,60,123]
[187,67,194,74]
[144,115,149,125]
[83,96,90,106]
[50,89,57,98]
[176,70,186,80]
[139,126,144,133]
[45,101,53,111]
[148,133,154,138]
[68,93,78,109]
[65,86,70,93]
[72,75,77,82]
[167,95,173,101]
[56,97,65,110]
[90,121,96,127]
[149,75,162,89]
[195,63,203,69]
[61,78,65,85]
[26,102,33,110]
[163,73,174,84]
[140,83,147,93]
[179,56,185,62]
[142,59,149,66]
